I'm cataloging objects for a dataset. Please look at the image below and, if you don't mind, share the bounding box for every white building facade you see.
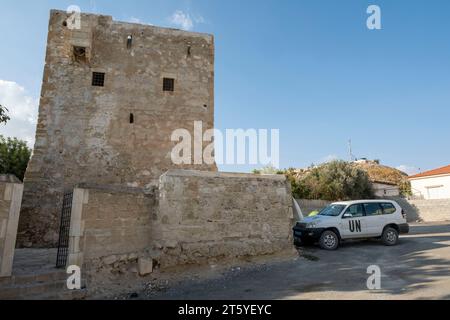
[409,165,450,200]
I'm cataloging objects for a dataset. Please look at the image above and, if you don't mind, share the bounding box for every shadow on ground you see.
[144,223,450,300]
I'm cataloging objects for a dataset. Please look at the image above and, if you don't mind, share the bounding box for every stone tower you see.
[18,10,216,247]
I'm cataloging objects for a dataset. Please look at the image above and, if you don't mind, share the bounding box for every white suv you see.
[293,200,409,250]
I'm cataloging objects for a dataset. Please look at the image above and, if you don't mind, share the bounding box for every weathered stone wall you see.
[153,170,294,268]
[67,170,293,274]
[0,176,24,277]
[19,10,216,247]
[67,185,156,269]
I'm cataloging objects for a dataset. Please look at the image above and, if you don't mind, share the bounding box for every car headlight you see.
[306,222,319,228]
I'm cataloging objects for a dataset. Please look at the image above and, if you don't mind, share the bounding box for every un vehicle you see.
[293,200,409,250]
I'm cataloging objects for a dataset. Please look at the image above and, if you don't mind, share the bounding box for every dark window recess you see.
[163,78,175,92]
[73,46,87,62]
[127,35,133,49]
[92,72,105,87]
[129,113,134,124]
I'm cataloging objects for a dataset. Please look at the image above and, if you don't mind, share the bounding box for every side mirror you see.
[342,213,352,219]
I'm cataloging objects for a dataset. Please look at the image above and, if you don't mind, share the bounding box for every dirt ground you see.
[131,222,450,300]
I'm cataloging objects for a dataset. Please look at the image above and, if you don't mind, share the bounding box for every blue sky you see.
[1,0,450,174]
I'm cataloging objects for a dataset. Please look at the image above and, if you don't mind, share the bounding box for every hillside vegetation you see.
[353,161,407,185]
[254,160,411,200]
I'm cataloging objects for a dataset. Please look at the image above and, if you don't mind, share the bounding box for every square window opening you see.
[163,78,175,92]
[92,72,105,87]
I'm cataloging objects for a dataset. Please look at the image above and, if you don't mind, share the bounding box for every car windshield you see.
[318,204,346,217]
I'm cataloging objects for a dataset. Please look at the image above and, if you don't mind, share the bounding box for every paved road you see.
[146,223,450,300]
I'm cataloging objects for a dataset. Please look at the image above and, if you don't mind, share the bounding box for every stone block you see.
[138,257,153,276]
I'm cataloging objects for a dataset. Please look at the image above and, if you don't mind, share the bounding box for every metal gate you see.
[56,191,73,268]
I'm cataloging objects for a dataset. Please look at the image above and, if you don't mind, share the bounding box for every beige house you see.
[372,181,400,197]
[409,165,450,200]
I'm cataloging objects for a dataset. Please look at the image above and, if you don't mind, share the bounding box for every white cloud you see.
[396,165,420,176]
[169,10,194,31]
[0,80,37,124]
[0,80,38,147]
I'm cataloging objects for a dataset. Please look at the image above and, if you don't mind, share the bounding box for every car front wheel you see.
[319,230,339,250]
[382,227,399,246]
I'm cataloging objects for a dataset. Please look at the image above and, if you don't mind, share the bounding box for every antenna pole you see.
[348,139,354,162]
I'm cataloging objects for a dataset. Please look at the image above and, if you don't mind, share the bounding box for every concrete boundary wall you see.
[408,199,450,222]
[295,197,450,223]
[0,177,24,277]
[388,197,450,222]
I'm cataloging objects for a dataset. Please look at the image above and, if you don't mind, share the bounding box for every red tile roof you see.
[409,164,450,179]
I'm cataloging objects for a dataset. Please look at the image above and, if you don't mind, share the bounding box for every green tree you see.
[281,168,306,199]
[399,180,412,197]
[296,160,374,201]
[0,104,10,124]
[0,135,31,181]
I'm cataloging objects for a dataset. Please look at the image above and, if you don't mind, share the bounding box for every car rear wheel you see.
[319,230,339,250]
[382,227,399,246]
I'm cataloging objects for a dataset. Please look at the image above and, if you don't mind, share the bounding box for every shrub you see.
[252,165,284,175]
[289,160,374,201]
[0,135,32,181]
[399,180,412,197]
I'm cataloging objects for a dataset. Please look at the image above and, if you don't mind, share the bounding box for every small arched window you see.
[127,35,133,49]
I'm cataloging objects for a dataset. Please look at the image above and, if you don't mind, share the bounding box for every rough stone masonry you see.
[65,170,293,281]
[19,10,216,247]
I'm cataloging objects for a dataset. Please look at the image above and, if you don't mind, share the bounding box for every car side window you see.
[344,204,364,218]
[363,203,383,217]
[380,203,396,215]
